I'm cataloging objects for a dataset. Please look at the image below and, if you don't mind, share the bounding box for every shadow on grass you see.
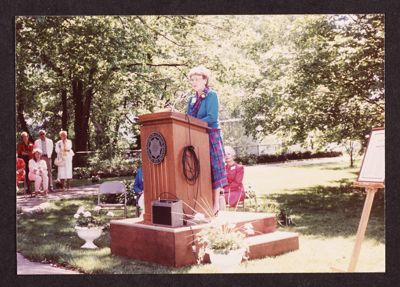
[268,181,385,243]
[320,166,353,171]
[17,197,180,274]
[17,181,384,273]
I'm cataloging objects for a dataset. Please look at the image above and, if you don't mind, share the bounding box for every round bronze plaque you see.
[146,132,167,164]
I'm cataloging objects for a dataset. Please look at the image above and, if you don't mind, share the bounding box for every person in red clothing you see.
[17,131,34,194]
[223,146,245,208]
[16,154,26,187]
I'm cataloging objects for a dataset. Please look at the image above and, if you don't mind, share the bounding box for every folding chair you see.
[225,189,246,211]
[97,181,127,217]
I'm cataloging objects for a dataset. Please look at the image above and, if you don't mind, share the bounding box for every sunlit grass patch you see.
[235,235,384,273]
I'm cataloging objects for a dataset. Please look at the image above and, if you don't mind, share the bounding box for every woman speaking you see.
[186,66,227,215]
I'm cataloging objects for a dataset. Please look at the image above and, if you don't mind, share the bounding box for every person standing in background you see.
[34,130,54,192]
[17,131,34,194]
[55,130,74,191]
[132,166,144,217]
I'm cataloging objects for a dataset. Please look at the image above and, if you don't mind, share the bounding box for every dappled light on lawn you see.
[16,160,384,273]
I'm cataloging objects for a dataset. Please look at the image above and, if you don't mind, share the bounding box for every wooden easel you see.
[346,181,384,272]
[332,128,385,272]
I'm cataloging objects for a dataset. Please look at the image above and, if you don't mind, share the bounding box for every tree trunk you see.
[112,121,120,156]
[16,96,34,142]
[350,150,354,168]
[72,78,93,166]
[111,98,127,155]
[346,140,354,168]
[61,89,68,131]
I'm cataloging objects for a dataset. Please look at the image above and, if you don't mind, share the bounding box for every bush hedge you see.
[236,151,342,166]
[73,155,140,180]
[72,150,342,178]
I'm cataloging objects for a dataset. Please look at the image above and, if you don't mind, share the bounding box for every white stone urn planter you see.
[75,226,103,249]
[208,248,246,273]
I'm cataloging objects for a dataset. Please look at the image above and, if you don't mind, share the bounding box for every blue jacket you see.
[132,167,144,194]
[187,89,220,129]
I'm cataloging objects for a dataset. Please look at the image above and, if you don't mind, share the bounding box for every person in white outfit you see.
[34,130,54,192]
[55,130,74,190]
[28,148,49,196]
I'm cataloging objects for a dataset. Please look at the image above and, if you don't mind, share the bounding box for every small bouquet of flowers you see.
[194,215,255,263]
[33,166,44,175]
[74,205,114,229]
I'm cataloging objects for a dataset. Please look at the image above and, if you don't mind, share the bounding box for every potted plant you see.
[73,205,114,249]
[194,216,254,273]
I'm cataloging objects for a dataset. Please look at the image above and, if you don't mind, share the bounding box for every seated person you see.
[28,148,49,196]
[132,166,144,214]
[17,131,34,194]
[223,146,245,207]
[16,154,26,188]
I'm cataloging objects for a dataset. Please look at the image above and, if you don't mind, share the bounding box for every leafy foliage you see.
[236,150,342,166]
[197,223,246,253]
[73,205,114,228]
[16,15,384,168]
[16,16,197,157]
[241,15,384,166]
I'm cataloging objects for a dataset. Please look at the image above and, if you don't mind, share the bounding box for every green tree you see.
[242,15,384,166]
[16,16,195,162]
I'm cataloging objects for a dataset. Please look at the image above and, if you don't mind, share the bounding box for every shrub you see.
[73,206,114,228]
[237,154,258,165]
[236,150,342,165]
[73,153,140,179]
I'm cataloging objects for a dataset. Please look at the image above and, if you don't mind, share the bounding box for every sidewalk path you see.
[17,184,100,213]
[17,253,81,275]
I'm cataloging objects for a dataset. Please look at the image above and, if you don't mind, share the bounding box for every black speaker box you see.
[151,199,183,227]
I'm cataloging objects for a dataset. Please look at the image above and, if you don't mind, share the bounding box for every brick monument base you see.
[110,211,299,267]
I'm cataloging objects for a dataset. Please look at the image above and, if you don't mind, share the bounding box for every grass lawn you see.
[69,176,133,188]
[16,158,385,273]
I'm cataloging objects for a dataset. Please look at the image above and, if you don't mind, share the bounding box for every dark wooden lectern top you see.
[139,111,209,129]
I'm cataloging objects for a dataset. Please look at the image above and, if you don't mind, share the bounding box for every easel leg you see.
[347,188,377,272]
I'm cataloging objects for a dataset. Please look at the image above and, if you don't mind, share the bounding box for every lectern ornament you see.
[146,132,167,164]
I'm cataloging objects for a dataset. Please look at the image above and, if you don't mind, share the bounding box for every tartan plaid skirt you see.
[209,129,228,189]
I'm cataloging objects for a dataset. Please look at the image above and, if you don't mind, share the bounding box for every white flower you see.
[211,217,227,226]
[106,211,114,217]
[227,223,236,230]
[83,211,91,217]
[38,202,51,209]
[244,223,253,229]
[193,212,206,221]
[77,206,85,214]
[94,206,101,212]
[243,223,255,235]
[73,213,80,219]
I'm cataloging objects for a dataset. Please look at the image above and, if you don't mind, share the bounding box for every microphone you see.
[165,91,192,111]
